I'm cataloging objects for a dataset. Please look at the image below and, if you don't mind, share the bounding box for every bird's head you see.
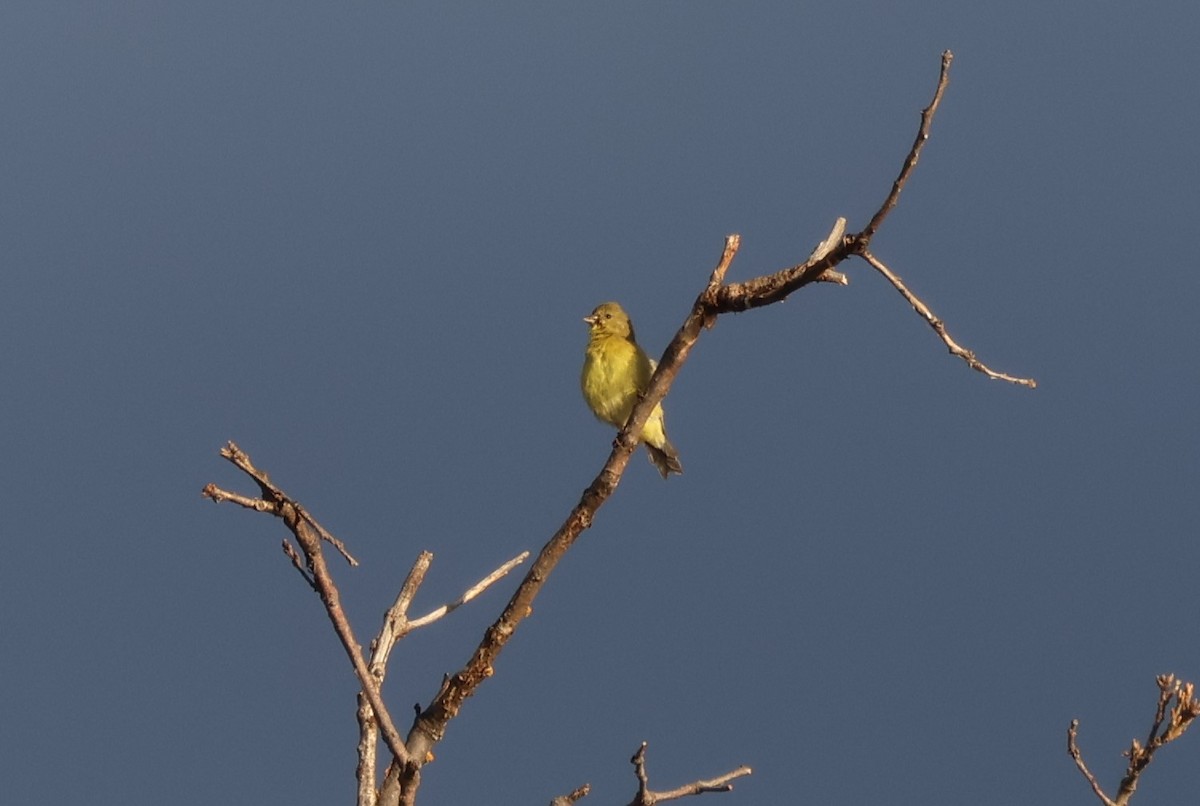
[583,301,635,341]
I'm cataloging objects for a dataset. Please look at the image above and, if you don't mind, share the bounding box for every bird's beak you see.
[583,314,598,325]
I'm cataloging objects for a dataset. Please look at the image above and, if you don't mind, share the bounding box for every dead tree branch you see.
[403,47,1032,795]
[204,444,529,805]
[1068,720,1120,806]
[204,444,411,769]
[1068,674,1200,806]
[860,49,954,244]
[628,742,751,805]
[359,549,527,805]
[859,248,1036,385]
[389,48,1033,803]
[207,49,1035,805]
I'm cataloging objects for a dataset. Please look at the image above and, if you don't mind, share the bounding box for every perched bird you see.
[581,302,683,478]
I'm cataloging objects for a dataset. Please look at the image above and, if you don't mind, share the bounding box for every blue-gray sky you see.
[3,3,1198,804]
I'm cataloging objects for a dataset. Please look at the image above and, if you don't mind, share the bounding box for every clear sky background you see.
[2,3,1198,804]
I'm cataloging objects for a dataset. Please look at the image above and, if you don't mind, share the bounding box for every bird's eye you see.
[604,313,612,320]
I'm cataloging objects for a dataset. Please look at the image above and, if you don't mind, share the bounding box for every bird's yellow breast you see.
[581,334,651,428]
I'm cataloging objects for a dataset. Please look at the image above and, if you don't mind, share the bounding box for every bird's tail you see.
[645,441,683,479]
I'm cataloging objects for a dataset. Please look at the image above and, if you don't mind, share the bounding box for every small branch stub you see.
[549,784,591,806]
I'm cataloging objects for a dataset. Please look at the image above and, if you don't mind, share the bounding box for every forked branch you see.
[204,444,409,768]
[628,742,751,805]
[1068,675,1200,806]
[204,443,529,803]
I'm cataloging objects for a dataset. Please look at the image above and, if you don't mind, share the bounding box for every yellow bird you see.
[581,302,683,478]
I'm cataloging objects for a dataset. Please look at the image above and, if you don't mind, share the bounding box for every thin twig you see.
[1068,720,1119,806]
[407,552,530,630]
[210,442,359,565]
[281,539,317,590]
[1142,678,1175,755]
[370,550,529,678]
[295,501,359,566]
[859,49,954,245]
[859,248,1037,387]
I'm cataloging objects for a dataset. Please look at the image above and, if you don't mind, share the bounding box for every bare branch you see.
[203,442,410,767]
[295,500,359,566]
[1113,675,1200,805]
[285,519,407,767]
[370,552,435,680]
[205,443,359,565]
[407,551,530,630]
[207,443,532,802]
[711,234,851,312]
[627,742,751,805]
[281,539,317,590]
[860,49,954,245]
[371,550,530,678]
[838,51,1036,389]
[1141,676,1176,756]
[859,248,1037,387]
[705,52,955,314]
[1068,720,1119,806]
[366,551,532,806]
[201,482,278,513]
[1068,675,1200,806]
